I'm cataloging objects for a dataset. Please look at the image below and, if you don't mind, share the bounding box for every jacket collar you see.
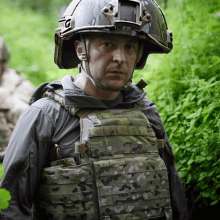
[30,75,146,109]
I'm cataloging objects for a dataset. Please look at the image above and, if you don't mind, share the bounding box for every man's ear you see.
[75,40,83,60]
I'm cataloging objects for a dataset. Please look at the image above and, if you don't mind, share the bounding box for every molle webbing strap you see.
[43,88,79,116]
[75,139,164,153]
[33,161,99,219]
[75,108,94,118]
[133,99,143,110]
[158,139,165,149]
[75,107,165,153]
[75,142,86,153]
[77,109,163,157]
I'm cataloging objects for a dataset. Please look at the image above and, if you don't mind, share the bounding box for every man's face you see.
[87,34,139,91]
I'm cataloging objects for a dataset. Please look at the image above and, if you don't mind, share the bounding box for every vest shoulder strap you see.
[133,99,143,110]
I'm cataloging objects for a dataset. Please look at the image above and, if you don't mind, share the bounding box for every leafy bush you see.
[165,76,220,207]
[134,0,220,210]
[0,165,11,212]
[1,0,72,19]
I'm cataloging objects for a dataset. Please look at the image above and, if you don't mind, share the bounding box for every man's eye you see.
[103,42,113,47]
[126,44,136,50]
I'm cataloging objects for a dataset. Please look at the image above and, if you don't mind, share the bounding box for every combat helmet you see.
[54,0,173,70]
[0,37,9,63]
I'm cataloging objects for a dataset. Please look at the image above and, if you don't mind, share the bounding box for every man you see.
[0,37,35,106]
[0,88,13,160]
[0,0,188,219]
[0,37,35,161]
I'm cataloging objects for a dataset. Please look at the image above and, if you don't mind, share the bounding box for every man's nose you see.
[112,47,126,64]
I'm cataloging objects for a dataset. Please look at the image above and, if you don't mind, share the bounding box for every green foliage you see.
[165,76,220,206]
[0,0,220,211]
[0,165,11,212]
[1,0,72,19]
[0,0,77,86]
[135,0,220,207]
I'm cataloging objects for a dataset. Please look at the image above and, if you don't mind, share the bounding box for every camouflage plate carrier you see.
[33,90,172,220]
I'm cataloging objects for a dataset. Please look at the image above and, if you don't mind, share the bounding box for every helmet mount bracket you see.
[167,30,173,47]
[102,0,151,30]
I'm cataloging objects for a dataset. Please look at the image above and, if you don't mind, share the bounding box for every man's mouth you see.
[109,70,124,74]
[107,72,125,80]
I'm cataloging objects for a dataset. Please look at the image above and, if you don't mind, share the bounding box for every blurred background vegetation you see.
[0,0,219,218]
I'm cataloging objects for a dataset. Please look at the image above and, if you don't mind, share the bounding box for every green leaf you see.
[198,172,207,181]
[210,194,218,201]
[213,159,220,166]
[167,114,178,122]
[198,182,208,190]
[0,188,11,211]
[196,156,206,163]
[186,107,202,119]
[186,174,192,184]
[210,200,219,206]
[201,191,210,198]
[0,164,4,179]
[207,170,215,177]
[206,155,213,161]
[179,171,188,179]
[201,151,209,156]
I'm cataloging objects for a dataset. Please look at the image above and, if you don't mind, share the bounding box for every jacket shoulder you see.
[142,96,155,107]
[141,97,164,138]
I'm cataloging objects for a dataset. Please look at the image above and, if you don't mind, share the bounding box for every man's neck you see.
[74,73,119,101]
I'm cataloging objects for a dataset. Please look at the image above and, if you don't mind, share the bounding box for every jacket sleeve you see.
[142,97,189,220]
[0,100,55,220]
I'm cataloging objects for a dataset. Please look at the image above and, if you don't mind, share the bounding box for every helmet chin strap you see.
[79,35,133,92]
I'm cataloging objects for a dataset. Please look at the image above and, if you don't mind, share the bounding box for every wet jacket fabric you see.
[0,75,188,220]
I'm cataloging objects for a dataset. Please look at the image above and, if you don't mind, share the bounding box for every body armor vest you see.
[34,90,172,220]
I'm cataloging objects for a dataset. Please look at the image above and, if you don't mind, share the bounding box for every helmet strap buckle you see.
[78,63,82,73]
[81,53,87,61]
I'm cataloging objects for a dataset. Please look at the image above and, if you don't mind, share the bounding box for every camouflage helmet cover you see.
[54,0,173,69]
[0,37,9,63]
